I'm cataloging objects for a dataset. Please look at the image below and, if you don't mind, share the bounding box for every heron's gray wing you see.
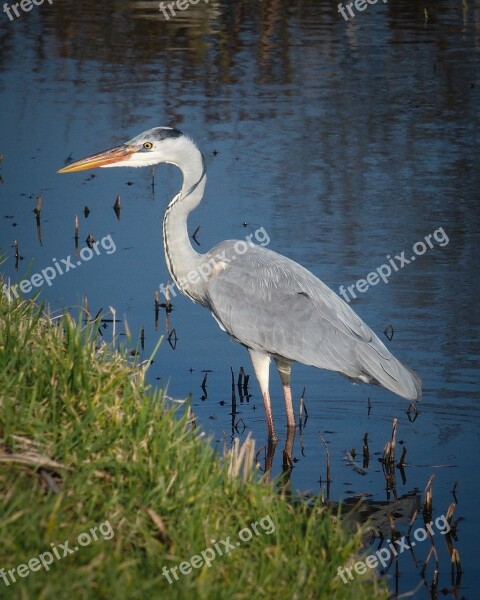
[204,242,421,400]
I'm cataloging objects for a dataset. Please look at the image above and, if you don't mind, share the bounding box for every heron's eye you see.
[143,142,154,150]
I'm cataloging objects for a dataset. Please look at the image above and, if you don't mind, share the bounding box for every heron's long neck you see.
[163,145,207,302]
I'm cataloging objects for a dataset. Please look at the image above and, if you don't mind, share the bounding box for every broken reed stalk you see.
[230,367,237,410]
[186,406,196,432]
[237,367,244,387]
[363,432,369,458]
[299,387,307,423]
[318,433,331,485]
[423,474,435,524]
[201,372,208,396]
[390,417,397,459]
[34,194,42,215]
[226,434,256,483]
[383,417,397,466]
[445,503,455,524]
[83,296,91,320]
[451,480,458,503]
[165,282,172,310]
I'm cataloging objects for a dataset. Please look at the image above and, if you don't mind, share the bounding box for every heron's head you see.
[57,127,190,173]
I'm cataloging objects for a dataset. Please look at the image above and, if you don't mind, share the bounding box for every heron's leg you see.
[273,357,295,430]
[248,349,277,442]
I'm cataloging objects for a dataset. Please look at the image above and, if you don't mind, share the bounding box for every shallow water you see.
[1,0,479,596]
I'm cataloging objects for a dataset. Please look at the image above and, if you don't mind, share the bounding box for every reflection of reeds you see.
[75,214,79,255]
[14,240,20,270]
[318,432,331,499]
[383,323,394,341]
[451,547,462,577]
[443,502,462,580]
[299,387,308,426]
[380,418,398,498]
[154,290,159,331]
[192,225,201,246]
[34,196,43,245]
[201,372,208,399]
[113,194,121,220]
[341,418,463,598]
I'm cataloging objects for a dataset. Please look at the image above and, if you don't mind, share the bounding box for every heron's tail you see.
[356,342,422,401]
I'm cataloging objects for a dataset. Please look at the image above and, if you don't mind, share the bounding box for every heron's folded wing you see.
[204,244,388,373]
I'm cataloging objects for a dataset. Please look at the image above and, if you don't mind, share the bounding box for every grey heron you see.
[58,127,422,441]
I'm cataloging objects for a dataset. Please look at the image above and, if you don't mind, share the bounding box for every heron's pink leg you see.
[274,357,295,430]
[248,349,277,442]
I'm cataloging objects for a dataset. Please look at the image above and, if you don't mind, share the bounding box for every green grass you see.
[0,287,388,600]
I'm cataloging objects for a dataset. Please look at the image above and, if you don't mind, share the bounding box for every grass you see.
[0,287,389,600]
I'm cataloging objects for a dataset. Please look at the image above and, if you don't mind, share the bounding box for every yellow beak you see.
[57,144,139,173]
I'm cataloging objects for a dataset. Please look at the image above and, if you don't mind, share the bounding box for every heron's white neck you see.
[162,137,207,302]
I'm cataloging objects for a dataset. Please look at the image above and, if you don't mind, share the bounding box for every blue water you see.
[1,1,479,596]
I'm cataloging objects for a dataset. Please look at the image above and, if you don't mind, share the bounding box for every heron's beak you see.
[57,144,139,173]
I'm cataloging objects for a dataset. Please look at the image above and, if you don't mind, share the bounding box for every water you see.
[1,1,479,597]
